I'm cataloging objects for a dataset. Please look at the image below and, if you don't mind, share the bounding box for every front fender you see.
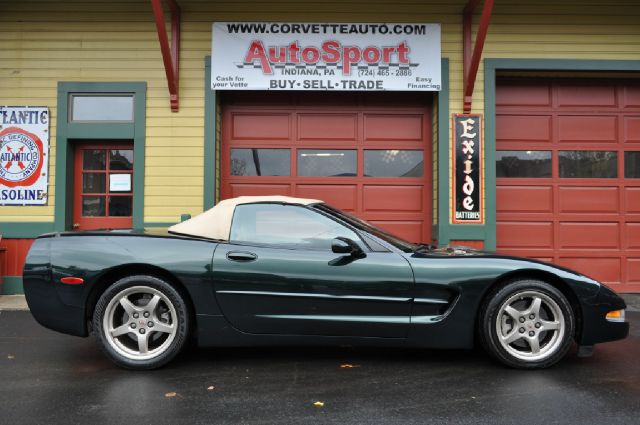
[405,254,604,348]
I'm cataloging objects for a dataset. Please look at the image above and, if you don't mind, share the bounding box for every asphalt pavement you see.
[0,307,638,425]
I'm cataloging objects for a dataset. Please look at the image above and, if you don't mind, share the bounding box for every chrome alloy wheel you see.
[495,290,565,362]
[102,286,178,361]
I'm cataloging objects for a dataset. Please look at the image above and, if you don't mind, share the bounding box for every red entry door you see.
[73,143,134,230]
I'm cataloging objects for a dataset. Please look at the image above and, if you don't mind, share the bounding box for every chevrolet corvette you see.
[23,196,628,369]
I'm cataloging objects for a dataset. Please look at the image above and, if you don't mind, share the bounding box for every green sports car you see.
[23,196,628,370]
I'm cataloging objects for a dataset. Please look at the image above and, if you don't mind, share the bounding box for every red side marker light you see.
[60,277,84,285]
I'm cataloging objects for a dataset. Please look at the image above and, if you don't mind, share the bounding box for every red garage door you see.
[221,93,432,243]
[496,78,640,292]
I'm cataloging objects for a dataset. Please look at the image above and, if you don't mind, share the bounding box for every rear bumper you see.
[23,238,87,337]
[579,284,629,346]
[24,279,87,337]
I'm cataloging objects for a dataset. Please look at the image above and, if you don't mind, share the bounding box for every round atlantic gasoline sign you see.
[0,127,44,188]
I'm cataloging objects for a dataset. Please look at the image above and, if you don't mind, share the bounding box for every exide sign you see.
[452,114,483,224]
[211,22,441,91]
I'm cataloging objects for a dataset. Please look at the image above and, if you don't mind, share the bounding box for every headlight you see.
[605,309,626,322]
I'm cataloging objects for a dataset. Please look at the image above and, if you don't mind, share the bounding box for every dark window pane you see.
[364,150,423,177]
[71,95,134,122]
[559,151,617,178]
[496,151,552,178]
[230,203,360,250]
[297,150,356,177]
[83,149,106,170]
[110,150,133,170]
[108,196,132,217]
[82,173,106,194]
[231,149,290,176]
[82,196,105,216]
[625,152,640,178]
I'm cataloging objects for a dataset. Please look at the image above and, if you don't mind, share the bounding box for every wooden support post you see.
[463,0,494,114]
[151,0,181,112]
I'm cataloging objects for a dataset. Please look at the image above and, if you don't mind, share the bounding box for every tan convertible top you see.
[168,195,322,240]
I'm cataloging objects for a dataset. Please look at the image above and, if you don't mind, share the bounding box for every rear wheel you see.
[92,275,189,370]
[479,279,575,369]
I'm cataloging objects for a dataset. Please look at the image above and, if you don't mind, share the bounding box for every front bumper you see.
[579,284,629,345]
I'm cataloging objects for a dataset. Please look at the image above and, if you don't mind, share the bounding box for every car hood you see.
[409,244,604,288]
[413,245,487,257]
[412,245,557,265]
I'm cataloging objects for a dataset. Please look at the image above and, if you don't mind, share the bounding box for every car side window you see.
[230,203,362,250]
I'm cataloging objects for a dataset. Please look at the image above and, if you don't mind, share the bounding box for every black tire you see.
[479,279,575,369]
[92,275,190,370]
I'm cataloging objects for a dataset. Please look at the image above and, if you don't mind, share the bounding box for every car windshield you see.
[314,204,418,253]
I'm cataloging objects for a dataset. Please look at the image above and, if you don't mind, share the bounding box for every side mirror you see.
[331,237,365,257]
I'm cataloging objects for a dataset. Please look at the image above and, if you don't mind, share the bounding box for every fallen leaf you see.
[7,355,15,360]
[165,392,177,398]
[207,386,215,391]
[340,364,360,368]
[313,401,325,407]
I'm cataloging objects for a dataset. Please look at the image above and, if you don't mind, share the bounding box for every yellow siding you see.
[467,0,640,116]
[1,0,639,224]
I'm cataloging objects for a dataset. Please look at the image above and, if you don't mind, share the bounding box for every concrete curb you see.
[621,294,640,312]
[0,295,28,311]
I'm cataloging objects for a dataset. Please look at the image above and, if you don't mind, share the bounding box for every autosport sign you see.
[211,22,441,91]
[0,106,50,205]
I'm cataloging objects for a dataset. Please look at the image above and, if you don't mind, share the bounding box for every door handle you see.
[227,251,257,262]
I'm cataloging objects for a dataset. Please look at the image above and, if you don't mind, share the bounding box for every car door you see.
[212,203,414,338]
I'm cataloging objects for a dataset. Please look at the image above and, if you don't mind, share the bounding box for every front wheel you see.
[479,280,575,369]
[92,275,190,370]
